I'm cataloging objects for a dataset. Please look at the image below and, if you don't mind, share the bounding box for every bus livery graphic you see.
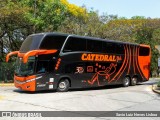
[87,63,117,86]
[6,32,151,92]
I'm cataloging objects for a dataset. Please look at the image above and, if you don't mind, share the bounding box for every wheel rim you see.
[125,78,129,85]
[132,78,137,84]
[59,82,66,89]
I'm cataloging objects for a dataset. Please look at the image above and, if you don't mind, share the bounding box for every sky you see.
[68,0,160,18]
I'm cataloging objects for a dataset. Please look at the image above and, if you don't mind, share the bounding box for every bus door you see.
[35,59,55,90]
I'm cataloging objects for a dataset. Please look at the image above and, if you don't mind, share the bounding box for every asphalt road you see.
[0,78,160,120]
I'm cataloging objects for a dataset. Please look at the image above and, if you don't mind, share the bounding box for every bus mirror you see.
[6,51,19,62]
[23,49,57,63]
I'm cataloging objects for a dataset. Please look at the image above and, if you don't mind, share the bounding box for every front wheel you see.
[57,79,70,92]
[122,77,130,87]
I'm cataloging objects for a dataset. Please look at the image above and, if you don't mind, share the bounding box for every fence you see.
[0,62,15,83]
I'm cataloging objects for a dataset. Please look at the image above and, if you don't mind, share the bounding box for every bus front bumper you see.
[14,75,36,92]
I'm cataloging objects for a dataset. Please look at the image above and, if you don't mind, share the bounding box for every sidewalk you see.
[152,84,160,94]
[0,83,14,87]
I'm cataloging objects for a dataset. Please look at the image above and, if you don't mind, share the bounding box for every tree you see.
[0,0,88,61]
[58,1,88,35]
[18,0,67,32]
[0,0,31,61]
[19,0,88,33]
[135,27,160,72]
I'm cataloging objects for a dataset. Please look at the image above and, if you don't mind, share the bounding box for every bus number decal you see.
[75,67,84,74]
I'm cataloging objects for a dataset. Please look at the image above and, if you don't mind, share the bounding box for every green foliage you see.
[1,0,160,80]
[22,0,67,32]
[0,62,15,82]
[131,16,146,19]
[135,27,160,72]
[0,0,89,82]
[0,0,31,60]
[157,81,160,87]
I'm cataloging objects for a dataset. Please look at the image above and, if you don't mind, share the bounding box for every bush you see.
[0,62,15,83]
[157,81,160,87]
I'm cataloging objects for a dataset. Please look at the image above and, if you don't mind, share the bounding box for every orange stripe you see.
[127,45,131,74]
[14,75,36,81]
[133,46,136,74]
[140,44,150,48]
[128,46,132,74]
[135,47,144,79]
[116,45,128,80]
[109,45,127,83]
[116,45,129,81]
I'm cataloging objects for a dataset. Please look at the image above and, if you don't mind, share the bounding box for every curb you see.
[0,83,14,87]
[152,84,160,94]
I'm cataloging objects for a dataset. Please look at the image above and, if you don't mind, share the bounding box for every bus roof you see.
[29,32,149,47]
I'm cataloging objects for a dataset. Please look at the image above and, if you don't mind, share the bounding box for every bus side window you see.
[87,39,102,52]
[116,44,125,55]
[102,42,115,54]
[40,35,66,50]
[36,61,49,73]
[63,37,86,52]
[139,47,150,56]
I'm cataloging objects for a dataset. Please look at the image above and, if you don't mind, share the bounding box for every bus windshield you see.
[15,57,35,76]
[20,35,43,53]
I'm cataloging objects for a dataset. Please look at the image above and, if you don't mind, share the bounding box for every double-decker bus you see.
[6,32,151,92]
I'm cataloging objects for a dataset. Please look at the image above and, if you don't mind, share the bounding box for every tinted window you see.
[102,42,115,54]
[36,60,49,73]
[20,35,43,52]
[116,44,124,54]
[139,47,150,56]
[63,37,86,52]
[87,39,102,52]
[40,35,66,50]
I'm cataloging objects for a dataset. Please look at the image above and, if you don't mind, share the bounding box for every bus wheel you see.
[123,77,130,87]
[57,79,70,92]
[131,77,137,86]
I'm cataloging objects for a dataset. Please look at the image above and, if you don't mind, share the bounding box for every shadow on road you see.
[13,84,144,94]
[13,85,124,94]
[13,89,57,94]
[13,78,158,94]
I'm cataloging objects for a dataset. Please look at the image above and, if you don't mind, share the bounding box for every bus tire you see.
[57,78,70,92]
[131,77,137,86]
[122,77,130,87]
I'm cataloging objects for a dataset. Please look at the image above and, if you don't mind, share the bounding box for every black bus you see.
[6,32,151,92]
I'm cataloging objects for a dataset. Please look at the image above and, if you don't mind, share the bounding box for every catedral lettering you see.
[81,53,117,62]
[6,32,151,92]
